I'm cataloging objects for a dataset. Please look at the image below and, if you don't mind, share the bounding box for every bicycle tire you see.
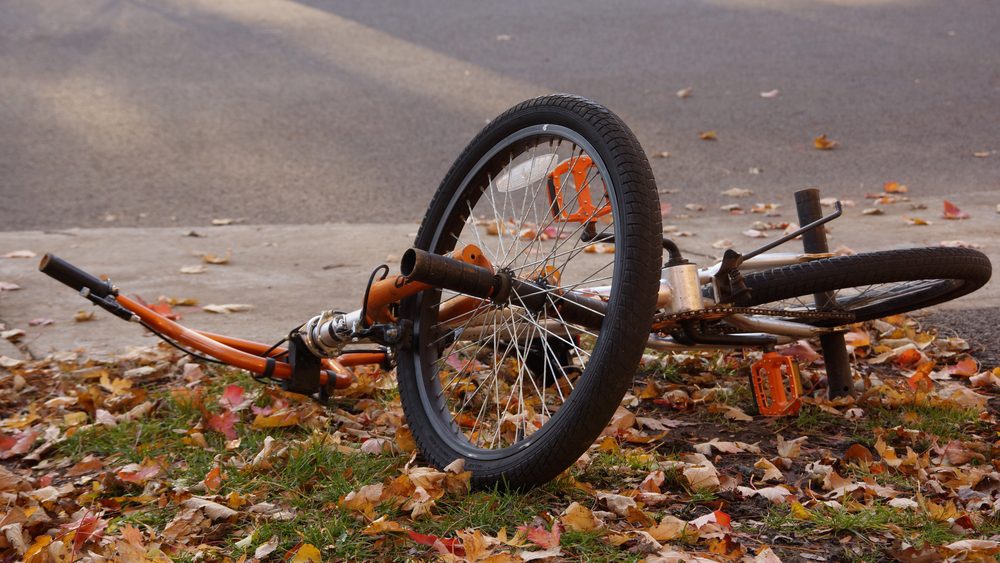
[738,247,991,324]
[396,94,661,489]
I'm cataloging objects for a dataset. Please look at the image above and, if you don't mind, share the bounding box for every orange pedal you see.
[750,352,803,416]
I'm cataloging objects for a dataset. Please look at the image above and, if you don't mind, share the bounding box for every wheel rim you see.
[408,125,624,460]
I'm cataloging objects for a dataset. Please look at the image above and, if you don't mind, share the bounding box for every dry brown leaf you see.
[754,458,783,482]
[203,303,254,314]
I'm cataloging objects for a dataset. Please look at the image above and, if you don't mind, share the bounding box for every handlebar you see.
[39,254,115,298]
[401,248,607,329]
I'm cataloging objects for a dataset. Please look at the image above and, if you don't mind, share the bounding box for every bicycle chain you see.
[652,306,854,328]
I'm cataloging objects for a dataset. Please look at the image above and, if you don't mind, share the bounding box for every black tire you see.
[738,247,991,324]
[396,95,661,489]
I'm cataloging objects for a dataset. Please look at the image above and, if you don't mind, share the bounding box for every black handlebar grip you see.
[401,248,497,299]
[38,254,114,298]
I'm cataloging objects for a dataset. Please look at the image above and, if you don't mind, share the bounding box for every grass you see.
[761,501,964,553]
[54,369,658,560]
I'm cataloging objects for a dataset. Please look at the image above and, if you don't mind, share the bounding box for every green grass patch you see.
[762,502,963,550]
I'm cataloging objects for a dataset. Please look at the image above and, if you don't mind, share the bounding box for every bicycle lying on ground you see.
[41,95,992,489]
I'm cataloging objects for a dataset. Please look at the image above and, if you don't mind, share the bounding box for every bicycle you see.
[40,94,992,489]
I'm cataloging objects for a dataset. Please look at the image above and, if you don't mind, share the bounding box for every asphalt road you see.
[2,0,998,230]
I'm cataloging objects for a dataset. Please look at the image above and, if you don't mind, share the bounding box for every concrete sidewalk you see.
[1,193,996,360]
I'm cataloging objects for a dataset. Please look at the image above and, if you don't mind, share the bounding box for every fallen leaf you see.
[0,282,21,291]
[942,200,970,219]
[676,87,693,99]
[407,530,464,556]
[760,89,780,98]
[813,134,838,150]
[722,187,753,198]
[776,435,807,459]
[198,249,232,265]
[940,240,982,249]
[905,217,931,226]
[203,303,254,314]
[698,131,718,141]
[179,265,207,274]
[843,443,874,463]
[203,465,224,492]
[254,536,280,559]
[3,250,36,259]
[861,208,883,215]
[117,461,162,484]
[645,516,690,543]
[2,328,25,341]
[290,543,323,562]
[883,182,908,194]
[754,458,783,482]
[207,409,238,440]
[947,357,978,377]
[74,310,95,322]
[560,502,601,532]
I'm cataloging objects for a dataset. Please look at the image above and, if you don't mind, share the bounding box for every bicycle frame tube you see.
[116,294,362,387]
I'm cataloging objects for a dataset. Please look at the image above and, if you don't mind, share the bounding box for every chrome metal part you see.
[725,313,835,338]
[664,263,703,313]
[302,310,353,358]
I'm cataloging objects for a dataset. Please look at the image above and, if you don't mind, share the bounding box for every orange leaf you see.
[883,181,908,193]
[813,134,838,150]
[895,349,923,368]
[203,465,224,492]
[907,361,936,391]
[843,443,874,463]
[713,509,732,528]
[948,357,979,377]
[942,200,970,220]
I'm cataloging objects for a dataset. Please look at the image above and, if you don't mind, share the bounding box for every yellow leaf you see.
[63,411,88,427]
[252,409,301,428]
[699,130,718,141]
[645,515,689,541]
[790,502,812,521]
[560,502,601,532]
[24,535,52,562]
[291,543,323,563]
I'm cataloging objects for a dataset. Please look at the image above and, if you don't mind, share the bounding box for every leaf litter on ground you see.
[0,312,997,561]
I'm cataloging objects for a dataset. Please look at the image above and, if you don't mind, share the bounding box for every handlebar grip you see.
[38,254,114,298]
[401,248,497,299]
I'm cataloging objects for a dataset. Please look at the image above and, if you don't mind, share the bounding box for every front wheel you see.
[738,247,992,324]
[396,95,662,489]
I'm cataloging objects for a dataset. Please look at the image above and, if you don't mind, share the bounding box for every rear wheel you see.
[396,95,662,488]
[739,247,992,324]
